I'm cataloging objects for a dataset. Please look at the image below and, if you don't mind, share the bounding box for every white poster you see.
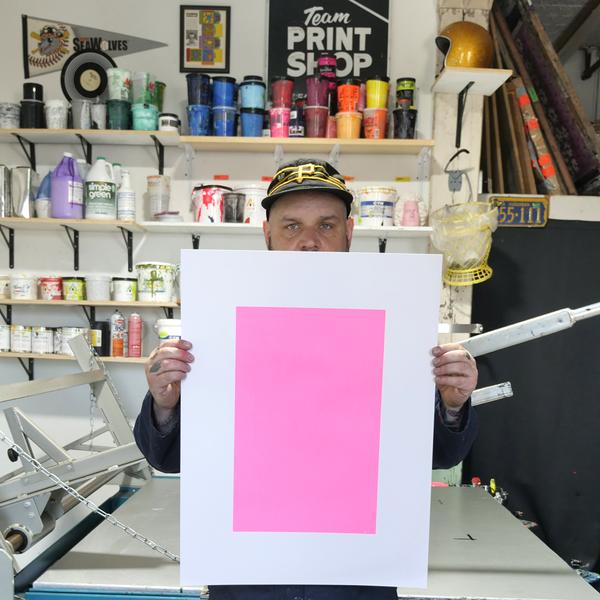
[181,250,442,587]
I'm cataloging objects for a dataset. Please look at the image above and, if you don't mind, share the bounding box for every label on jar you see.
[68,180,84,206]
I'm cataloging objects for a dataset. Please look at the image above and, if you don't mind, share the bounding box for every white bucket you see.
[233,184,268,225]
[10,274,37,300]
[11,325,32,352]
[0,324,10,351]
[154,318,182,341]
[112,277,137,302]
[136,262,177,303]
[356,187,397,227]
[0,276,9,299]
[32,326,54,354]
[85,274,111,301]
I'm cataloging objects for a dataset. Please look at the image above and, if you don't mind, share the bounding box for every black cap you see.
[262,158,353,217]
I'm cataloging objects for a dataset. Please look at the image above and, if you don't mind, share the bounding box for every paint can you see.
[44,99,69,129]
[212,76,237,107]
[212,106,236,136]
[10,274,37,299]
[191,184,231,223]
[38,276,63,300]
[233,185,268,224]
[0,324,10,352]
[393,108,417,139]
[147,175,171,218]
[107,100,130,130]
[396,77,416,108]
[356,187,397,227]
[155,318,181,341]
[304,106,328,138]
[0,103,20,129]
[63,277,86,301]
[240,108,264,137]
[111,277,137,302]
[57,327,89,355]
[151,81,166,112]
[136,262,177,303]
[187,104,211,136]
[20,99,44,128]
[269,107,290,137]
[366,76,390,109]
[85,275,111,301]
[239,76,266,109]
[131,72,154,105]
[106,68,131,101]
[32,326,54,354]
[91,103,107,129]
[72,99,92,129]
[90,320,110,356]
[335,112,362,139]
[223,192,246,223]
[11,325,32,353]
[363,108,388,140]
[11,166,38,218]
[337,78,361,113]
[186,73,211,105]
[127,313,142,358]
[270,76,294,108]
[131,103,158,130]
[306,76,329,107]
[158,113,180,132]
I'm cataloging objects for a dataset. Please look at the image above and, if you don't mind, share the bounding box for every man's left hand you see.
[432,343,478,410]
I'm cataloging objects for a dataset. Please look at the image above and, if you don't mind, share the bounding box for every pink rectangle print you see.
[233,306,386,534]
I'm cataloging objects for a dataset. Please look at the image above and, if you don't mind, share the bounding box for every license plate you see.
[493,196,548,227]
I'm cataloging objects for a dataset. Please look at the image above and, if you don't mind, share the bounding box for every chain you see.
[0,429,180,563]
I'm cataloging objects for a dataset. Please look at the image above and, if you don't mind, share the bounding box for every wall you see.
[0,0,440,475]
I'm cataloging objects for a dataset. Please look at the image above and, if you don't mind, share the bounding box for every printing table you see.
[27,478,600,599]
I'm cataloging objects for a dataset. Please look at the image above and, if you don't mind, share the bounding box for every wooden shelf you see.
[0,128,180,147]
[141,221,432,238]
[0,299,179,308]
[0,351,147,364]
[179,136,434,155]
[432,67,512,95]
[0,217,144,233]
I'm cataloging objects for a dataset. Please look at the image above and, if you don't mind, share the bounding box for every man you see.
[134,158,478,600]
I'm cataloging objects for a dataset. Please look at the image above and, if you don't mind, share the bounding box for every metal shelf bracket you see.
[150,135,165,175]
[378,238,387,253]
[456,81,475,148]
[192,234,201,249]
[17,358,34,381]
[11,133,36,171]
[81,306,96,326]
[162,307,174,319]
[76,133,93,164]
[0,224,15,269]
[0,304,12,325]
[118,227,134,272]
[62,225,80,271]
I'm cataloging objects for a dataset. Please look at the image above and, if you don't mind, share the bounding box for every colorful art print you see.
[179,5,231,73]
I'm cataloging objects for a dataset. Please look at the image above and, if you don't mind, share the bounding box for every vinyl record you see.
[60,50,116,101]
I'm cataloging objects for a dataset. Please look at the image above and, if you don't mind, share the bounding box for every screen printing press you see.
[24,477,600,600]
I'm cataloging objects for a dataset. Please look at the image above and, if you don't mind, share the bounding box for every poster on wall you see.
[179,5,231,72]
[267,0,389,86]
[22,15,167,78]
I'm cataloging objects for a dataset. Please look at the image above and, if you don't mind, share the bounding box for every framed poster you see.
[268,0,389,85]
[180,5,230,72]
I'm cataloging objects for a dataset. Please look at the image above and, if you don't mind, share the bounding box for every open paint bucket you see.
[233,184,268,224]
[191,184,232,223]
[356,187,397,227]
[136,262,177,303]
[154,318,182,341]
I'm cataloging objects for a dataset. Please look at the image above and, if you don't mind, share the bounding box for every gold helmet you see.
[436,21,494,69]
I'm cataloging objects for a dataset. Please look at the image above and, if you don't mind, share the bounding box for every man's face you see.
[262,192,354,252]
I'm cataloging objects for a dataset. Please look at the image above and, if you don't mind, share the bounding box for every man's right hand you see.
[144,339,194,424]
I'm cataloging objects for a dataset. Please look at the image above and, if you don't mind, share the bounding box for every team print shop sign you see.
[284,6,384,77]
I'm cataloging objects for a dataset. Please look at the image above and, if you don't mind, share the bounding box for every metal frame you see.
[0,334,150,598]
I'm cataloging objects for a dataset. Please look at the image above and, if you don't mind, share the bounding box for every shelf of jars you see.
[0,351,147,364]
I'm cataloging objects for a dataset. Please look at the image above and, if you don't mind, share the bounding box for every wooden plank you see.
[490,92,505,193]
[492,6,577,195]
[507,83,537,194]
[554,0,600,53]
[483,96,494,193]
[491,17,525,193]
[432,67,512,95]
